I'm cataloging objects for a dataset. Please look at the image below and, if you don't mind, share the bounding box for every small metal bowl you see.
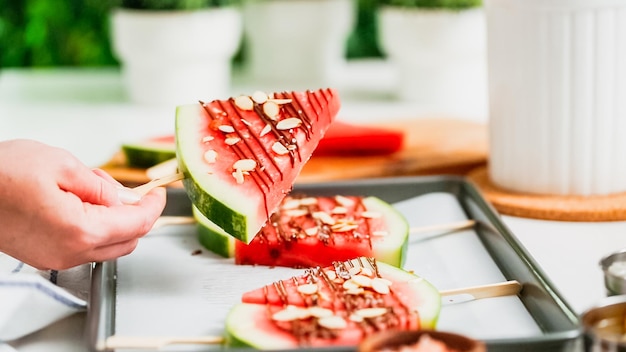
[581,295,626,352]
[600,249,626,296]
[357,329,486,352]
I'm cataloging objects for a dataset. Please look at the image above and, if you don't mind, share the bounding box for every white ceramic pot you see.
[242,0,355,90]
[111,8,243,106]
[378,6,487,114]
[485,0,626,196]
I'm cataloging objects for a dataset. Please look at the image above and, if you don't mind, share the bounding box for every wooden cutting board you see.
[100,118,488,186]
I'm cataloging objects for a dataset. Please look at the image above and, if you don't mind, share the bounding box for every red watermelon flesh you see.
[313,121,404,156]
[226,257,441,349]
[176,89,340,243]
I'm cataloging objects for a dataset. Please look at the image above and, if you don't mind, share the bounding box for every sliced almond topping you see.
[313,211,335,225]
[350,275,373,288]
[379,278,393,286]
[331,206,348,215]
[234,95,254,110]
[324,270,337,281]
[349,313,364,323]
[232,169,244,184]
[203,149,218,164]
[332,224,359,233]
[335,195,355,207]
[360,267,374,277]
[348,267,362,276]
[371,278,391,294]
[304,227,318,236]
[285,209,309,218]
[233,159,256,172]
[251,90,268,104]
[342,280,360,291]
[269,98,292,104]
[372,230,389,237]
[260,124,272,137]
[202,135,214,143]
[263,101,280,120]
[272,142,289,155]
[276,117,302,130]
[218,125,235,133]
[272,305,310,322]
[297,283,319,295]
[281,198,301,210]
[308,306,333,318]
[345,287,365,295]
[361,211,382,219]
[299,197,318,206]
[225,137,241,145]
[318,316,347,330]
[240,119,252,126]
[355,307,388,318]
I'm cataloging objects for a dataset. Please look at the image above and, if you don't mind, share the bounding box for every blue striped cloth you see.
[0,253,88,342]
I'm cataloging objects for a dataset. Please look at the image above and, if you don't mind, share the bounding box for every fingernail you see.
[117,187,142,205]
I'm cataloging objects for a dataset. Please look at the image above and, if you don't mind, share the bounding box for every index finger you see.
[86,187,167,246]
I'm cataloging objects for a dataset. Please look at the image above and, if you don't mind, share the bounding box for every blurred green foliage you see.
[380,0,481,9]
[0,0,119,67]
[0,0,477,68]
[119,0,239,10]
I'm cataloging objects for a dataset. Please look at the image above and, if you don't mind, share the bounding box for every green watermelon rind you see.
[121,142,176,168]
[193,196,409,268]
[225,261,442,349]
[365,197,409,268]
[176,104,258,243]
[193,205,236,258]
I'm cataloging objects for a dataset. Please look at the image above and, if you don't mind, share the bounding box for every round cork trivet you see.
[467,166,626,221]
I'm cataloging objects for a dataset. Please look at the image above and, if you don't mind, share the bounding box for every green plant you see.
[0,0,118,67]
[379,0,482,9]
[118,0,239,10]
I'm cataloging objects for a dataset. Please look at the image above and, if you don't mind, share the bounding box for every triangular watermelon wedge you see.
[194,195,410,268]
[176,88,340,243]
[226,257,441,349]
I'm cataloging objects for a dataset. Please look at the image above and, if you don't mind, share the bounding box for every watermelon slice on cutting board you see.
[225,257,441,349]
[176,88,340,243]
[121,135,176,168]
[194,194,409,268]
[120,120,402,169]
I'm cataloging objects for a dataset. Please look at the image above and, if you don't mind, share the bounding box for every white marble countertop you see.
[2,65,624,352]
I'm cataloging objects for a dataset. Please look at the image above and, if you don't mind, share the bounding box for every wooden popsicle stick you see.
[151,216,477,237]
[440,280,522,299]
[409,219,476,243]
[132,172,185,196]
[152,215,197,229]
[104,282,521,349]
[105,335,224,350]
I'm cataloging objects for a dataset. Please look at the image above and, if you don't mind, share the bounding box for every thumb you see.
[59,168,129,206]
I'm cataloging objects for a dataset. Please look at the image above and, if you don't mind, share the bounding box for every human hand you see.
[0,139,167,270]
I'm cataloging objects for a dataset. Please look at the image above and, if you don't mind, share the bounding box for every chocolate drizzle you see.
[258,195,376,249]
[265,257,418,346]
[198,89,333,221]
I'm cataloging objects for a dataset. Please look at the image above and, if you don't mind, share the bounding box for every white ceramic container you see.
[377,6,487,113]
[485,0,626,196]
[242,0,355,90]
[111,8,242,106]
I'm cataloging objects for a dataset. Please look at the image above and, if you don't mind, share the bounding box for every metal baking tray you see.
[86,175,581,352]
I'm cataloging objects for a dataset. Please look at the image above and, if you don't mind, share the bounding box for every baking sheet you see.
[86,176,581,352]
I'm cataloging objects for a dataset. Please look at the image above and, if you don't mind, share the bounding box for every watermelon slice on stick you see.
[194,194,409,268]
[225,257,442,349]
[176,88,340,243]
